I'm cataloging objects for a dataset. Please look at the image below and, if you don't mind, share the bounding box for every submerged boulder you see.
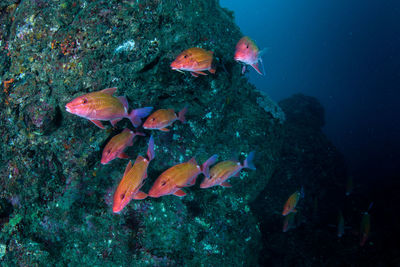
[0,1,346,266]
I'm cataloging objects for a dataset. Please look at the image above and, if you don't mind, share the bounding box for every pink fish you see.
[113,136,155,213]
[101,128,144,165]
[65,87,152,129]
[200,151,255,189]
[148,155,218,198]
[234,36,264,75]
[143,107,187,132]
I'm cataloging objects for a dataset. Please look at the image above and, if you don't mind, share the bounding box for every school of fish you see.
[66,32,371,248]
[65,36,263,213]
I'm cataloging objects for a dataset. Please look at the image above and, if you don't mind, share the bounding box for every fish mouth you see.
[65,104,71,113]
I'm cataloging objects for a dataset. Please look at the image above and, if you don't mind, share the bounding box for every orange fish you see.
[65,87,153,129]
[148,154,218,198]
[112,136,155,213]
[234,36,264,75]
[101,128,144,165]
[337,210,345,238]
[170,47,216,77]
[282,188,304,216]
[200,151,255,189]
[283,212,296,232]
[360,202,373,246]
[143,107,187,132]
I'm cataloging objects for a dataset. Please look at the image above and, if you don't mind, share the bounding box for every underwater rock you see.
[0,1,346,266]
[279,93,325,129]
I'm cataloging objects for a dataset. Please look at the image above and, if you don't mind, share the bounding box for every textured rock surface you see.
[0,1,346,266]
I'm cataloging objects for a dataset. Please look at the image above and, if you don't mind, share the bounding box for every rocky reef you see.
[0,1,348,266]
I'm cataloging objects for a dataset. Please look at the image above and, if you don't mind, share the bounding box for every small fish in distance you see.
[282,187,304,216]
[65,87,152,129]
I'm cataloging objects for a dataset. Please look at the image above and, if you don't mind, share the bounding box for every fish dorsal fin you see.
[117,96,129,112]
[134,155,145,165]
[122,128,132,134]
[101,87,117,95]
[123,161,133,177]
[188,157,197,165]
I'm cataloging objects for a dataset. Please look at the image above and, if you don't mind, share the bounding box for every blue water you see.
[221,0,400,181]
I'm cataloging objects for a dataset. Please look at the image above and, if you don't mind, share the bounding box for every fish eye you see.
[120,193,125,200]
[151,118,156,121]
[161,181,166,186]
[82,98,88,104]
[246,45,249,49]
[183,55,187,58]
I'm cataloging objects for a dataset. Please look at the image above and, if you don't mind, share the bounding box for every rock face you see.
[0,1,346,266]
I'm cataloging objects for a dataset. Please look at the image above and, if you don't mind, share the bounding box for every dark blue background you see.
[220,0,400,182]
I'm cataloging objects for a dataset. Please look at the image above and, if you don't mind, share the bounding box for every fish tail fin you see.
[250,62,263,75]
[259,57,266,76]
[243,151,256,170]
[147,135,155,161]
[178,106,188,123]
[209,67,216,74]
[128,107,153,127]
[201,154,218,177]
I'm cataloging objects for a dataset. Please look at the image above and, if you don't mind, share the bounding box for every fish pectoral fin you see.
[251,63,264,75]
[160,127,170,132]
[221,182,232,188]
[190,72,199,77]
[110,118,122,127]
[173,189,186,197]
[133,191,148,200]
[90,120,105,129]
[241,65,246,74]
[118,152,129,159]
[193,71,207,76]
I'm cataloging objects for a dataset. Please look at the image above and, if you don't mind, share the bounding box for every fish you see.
[170,47,216,77]
[112,136,155,213]
[234,36,265,75]
[101,128,145,165]
[282,212,296,232]
[143,107,187,132]
[148,154,218,198]
[199,151,255,189]
[337,210,345,238]
[360,202,373,246]
[282,187,304,216]
[345,176,353,196]
[65,87,153,129]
